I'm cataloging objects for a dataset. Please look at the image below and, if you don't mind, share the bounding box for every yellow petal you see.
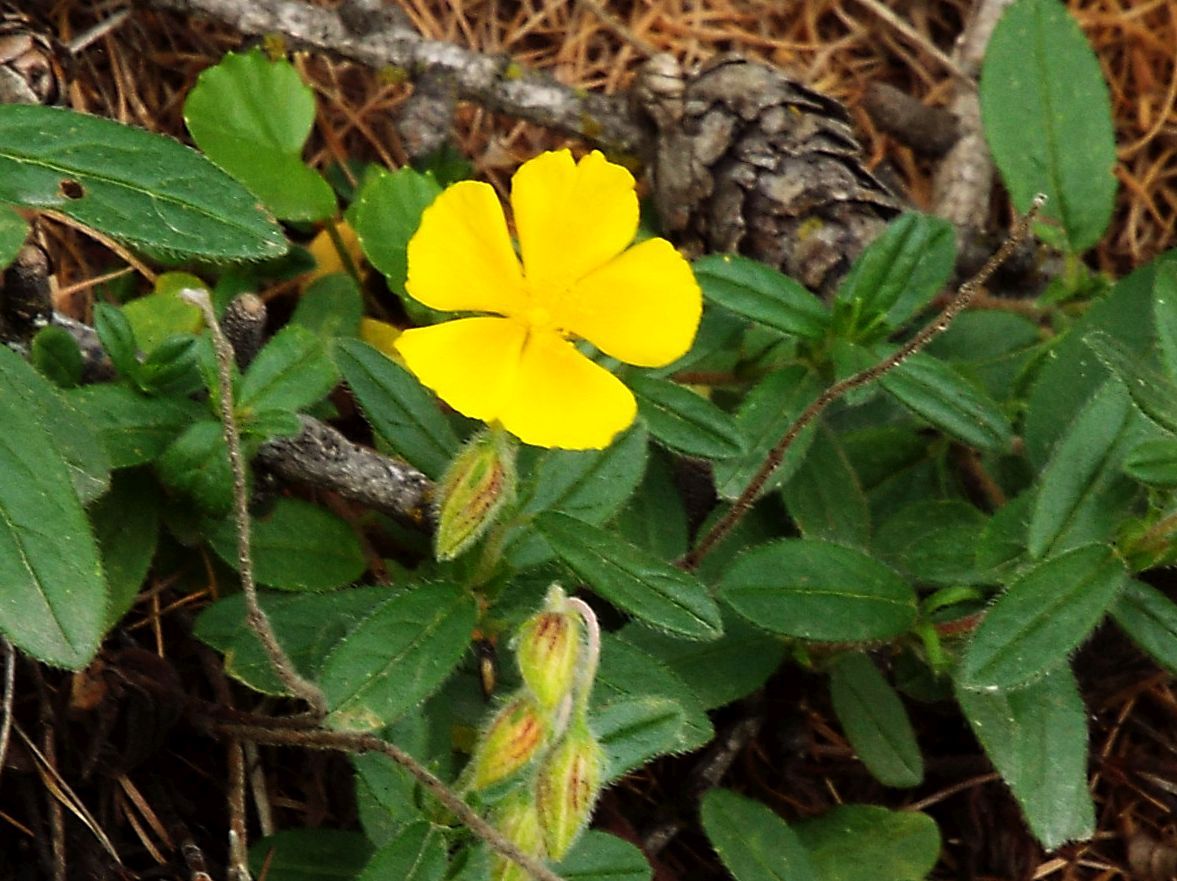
[497,331,636,450]
[406,181,526,315]
[511,150,638,296]
[302,221,368,290]
[561,238,702,367]
[395,317,525,424]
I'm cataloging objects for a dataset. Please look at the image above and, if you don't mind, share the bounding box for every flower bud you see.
[515,586,582,709]
[534,720,605,859]
[490,792,545,881]
[470,692,547,790]
[435,428,516,560]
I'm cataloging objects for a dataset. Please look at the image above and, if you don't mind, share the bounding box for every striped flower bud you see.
[434,427,516,560]
[534,720,605,859]
[490,792,545,881]
[515,586,582,710]
[470,692,547,790]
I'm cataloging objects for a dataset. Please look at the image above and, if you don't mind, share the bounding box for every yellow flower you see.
[394,149,702,450]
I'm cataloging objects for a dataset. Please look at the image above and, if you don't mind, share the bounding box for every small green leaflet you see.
[829,653,923,788]
[700,789,817,881]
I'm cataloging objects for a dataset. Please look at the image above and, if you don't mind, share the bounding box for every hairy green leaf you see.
[693,253,828,340]
[629,373,745,459]
[794,805,941,881]
[829,653,923,787]
[718,539,918,642]
[700,789,817,881]
[980,0,1117,250]
[0,104,286,260]
[1111,579,1177,676]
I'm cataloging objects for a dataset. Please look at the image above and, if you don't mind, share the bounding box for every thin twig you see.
[182,289,328,717]
[227,739,250,881]
[218,723,568,881]
[852,0,968,82]
[0,638,13,789]
[680,194,1047,571]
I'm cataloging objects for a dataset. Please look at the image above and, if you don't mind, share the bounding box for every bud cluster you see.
[466,586,606,879]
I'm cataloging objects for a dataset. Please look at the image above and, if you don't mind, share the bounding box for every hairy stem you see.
[182,289,329,717]
[680,194,1047,571]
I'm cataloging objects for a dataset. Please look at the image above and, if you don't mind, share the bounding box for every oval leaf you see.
[323,582,477,731]
[556,831,651,881]
[629,373,745,459]
[834,212,955,329]
[700,789,817,881]
[357,822,446,881]
[538,512,722,641]
[693,253,828,340]
[793,805,940,881]
[0,104,286,260]
[958,543,1127,690]
[239,324,340,414]
[539,508,720,639]
[184,49,335,221]
[353,167,443,297]
[829,653,923,788]
[0,347,108,668]
[210,498,366,591]
[1027,377,1133,558]
[980,0,1117,251]
[956,667,1094,849]
[1111,579,1177,676]
[718,539,917,642]
[336,338,459,480]
[880,352,1013,452]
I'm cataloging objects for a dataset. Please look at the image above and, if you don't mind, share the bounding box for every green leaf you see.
[1027,378,1135,559]
[614,452,688,559]
[593,634,713,770]
[593,696,687,782]
[1154,262,1177,380]
[975,490,1035,582]
[94,302,139,380]
[619,607,787,711]
[156,420,234,514]
[781,424,870,548]
[0,347,108,668]
[239,324,339,415]
[69,384,203,468]
[880,352,1013,452]
[956,667,1094,849]
[1124,437,1177,487]
[249,829,373,881]
[136,335,202,397]
[629,373,745,459]
[122,285,203,354]
[336,338,459,480]
[718,539,918,642]
[693,253,828,340]
[793,805,940,881]
[292,273,363,342]
[0,204,26,269]
[184,49,335,221]
[508,425,649,568]
[925,309,1044,400]
[1111,579,1177,675]
[958,543,1126,690]
[0,104,286,260]
[9,349,110,505]
[700,789,818,881]
[195,586,388,695]
[210,498,366,591]
[357,822,446,881]
[30,326,84,388]
[538,512,721,640]
[829,653,923,788]
[1084,332,1177,436]
[322,582,477,731]
[556,831,651,881]
[92,471,159,628]
[353,166,442,297]
[834,212,956,330]
[875,499,989,585]
[980,0,1117,251]
[713,366,821,501]
[352,733,432,846]
[1024,256,1169,465]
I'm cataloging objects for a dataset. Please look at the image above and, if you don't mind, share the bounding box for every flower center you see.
[525,304,553,329]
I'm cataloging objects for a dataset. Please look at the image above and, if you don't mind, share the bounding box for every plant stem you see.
[680,194,1047,571]
[182,289,329,717]
[218,723,569,881]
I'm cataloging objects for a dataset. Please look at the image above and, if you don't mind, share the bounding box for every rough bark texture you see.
[633,54,902,296]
